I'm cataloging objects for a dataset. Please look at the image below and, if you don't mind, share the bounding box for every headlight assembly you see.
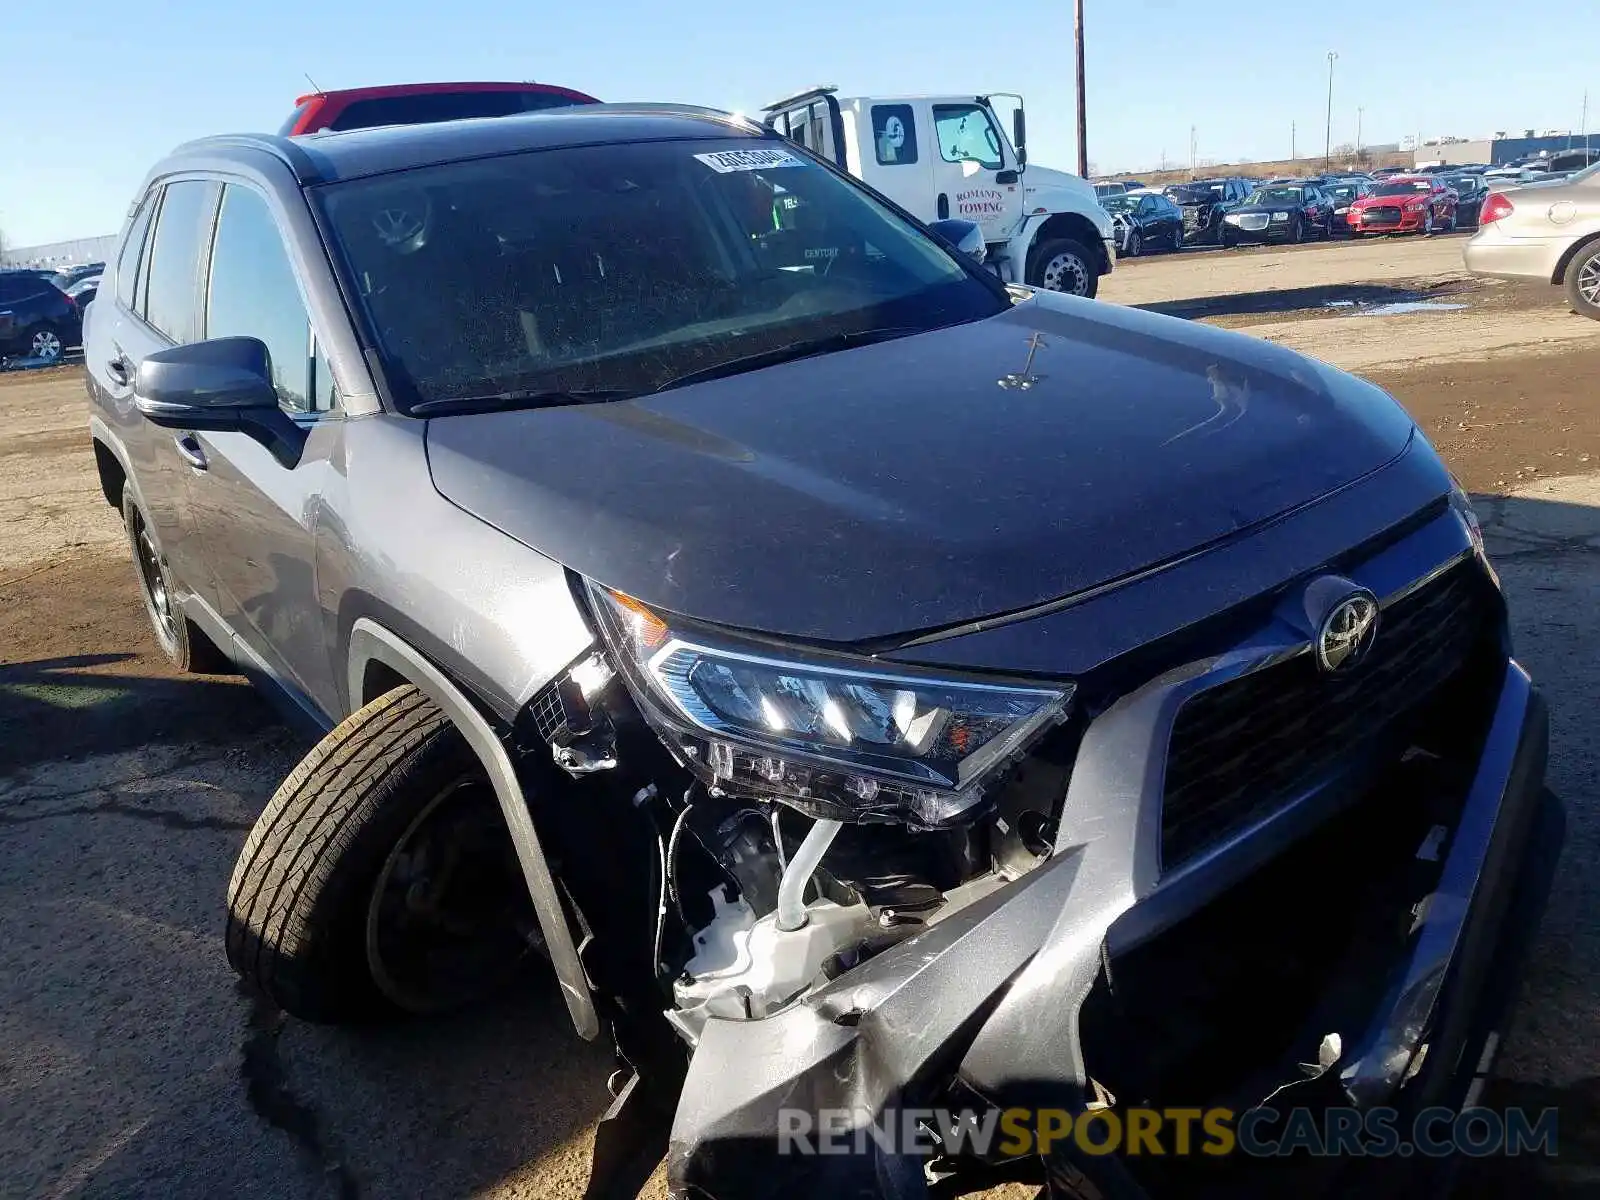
[1270,212,1289,222]
[588,584,1072,827]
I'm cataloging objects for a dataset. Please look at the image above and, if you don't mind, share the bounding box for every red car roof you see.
[283,81,600,136]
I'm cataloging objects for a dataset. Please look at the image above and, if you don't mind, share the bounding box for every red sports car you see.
[280,81,599,136]
[1347,175,1458,236]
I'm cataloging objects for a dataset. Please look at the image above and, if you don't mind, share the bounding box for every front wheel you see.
[1565,240,1600,321]
[1171,224,1185,252]
[1290,216,1304,244]
[1028,238,1100,298]
[226,686,542,1022]
[1125,229,1142,258]
[1443,207,1457,232]
[1423,208,1435,236]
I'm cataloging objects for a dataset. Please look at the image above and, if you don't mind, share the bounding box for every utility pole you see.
[1291,120,1297,161]
[1324,50,1338,170]
[1356,106,1364,154]
[1074,0,1088,177]
[1190,125,1197,176]
[1584,90,1590,154]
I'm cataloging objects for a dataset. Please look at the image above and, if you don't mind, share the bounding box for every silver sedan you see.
[1463,162,1600,319]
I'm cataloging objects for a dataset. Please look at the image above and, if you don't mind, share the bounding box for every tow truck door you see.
[925,97,1025,243]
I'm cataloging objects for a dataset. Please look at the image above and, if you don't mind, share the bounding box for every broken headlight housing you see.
[588,584,1072,828]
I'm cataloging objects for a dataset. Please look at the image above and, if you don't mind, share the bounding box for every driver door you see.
[928,102,1023,243]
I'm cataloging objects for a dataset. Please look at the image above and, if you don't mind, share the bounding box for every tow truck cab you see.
[761,86,1116,297]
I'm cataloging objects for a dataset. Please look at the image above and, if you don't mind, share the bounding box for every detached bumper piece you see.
[666,654,1558,1200]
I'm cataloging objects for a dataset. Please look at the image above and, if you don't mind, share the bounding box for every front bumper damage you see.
[664,526,1560,1198]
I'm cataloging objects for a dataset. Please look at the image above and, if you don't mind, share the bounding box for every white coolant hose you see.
[774,818,842,932]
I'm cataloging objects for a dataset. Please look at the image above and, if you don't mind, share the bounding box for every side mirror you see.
[1012,109,1027,166]
[135,337,306,467]
[928,218,987,266]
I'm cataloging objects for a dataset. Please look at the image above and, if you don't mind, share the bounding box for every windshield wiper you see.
[650,327,925,394]
[410,388,639,417]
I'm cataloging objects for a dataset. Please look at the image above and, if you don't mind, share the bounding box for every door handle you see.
[107,354,130,385]
[175,434,208,471]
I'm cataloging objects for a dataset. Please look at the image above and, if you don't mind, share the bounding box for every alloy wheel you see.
[30,329,62,362]
[366,775,542,1013]
[1579,256,1600,308]
[134,515,178,651]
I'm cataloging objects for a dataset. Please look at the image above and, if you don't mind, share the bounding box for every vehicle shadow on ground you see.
[1136,279,1475,321]
[0,653,274,776]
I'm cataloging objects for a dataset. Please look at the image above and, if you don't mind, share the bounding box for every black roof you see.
[171,104,769,186]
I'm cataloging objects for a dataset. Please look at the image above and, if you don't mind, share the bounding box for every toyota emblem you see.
[1316,591,1380,672]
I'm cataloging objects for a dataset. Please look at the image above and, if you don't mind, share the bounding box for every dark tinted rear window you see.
[326,90,586,132]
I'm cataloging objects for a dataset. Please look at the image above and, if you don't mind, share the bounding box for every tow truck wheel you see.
[1029,237,1099,298]
[225,685,541,1022]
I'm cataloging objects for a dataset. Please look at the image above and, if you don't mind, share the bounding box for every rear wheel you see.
[1171,224,1184,252]
[1565,241,1600,321]
[225,685,542,1022]
[122,492,231,673]
[1029,238,1099,298]
[29,324,63,362]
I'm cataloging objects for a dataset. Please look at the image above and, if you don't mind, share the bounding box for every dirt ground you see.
[4,236,1600,1199]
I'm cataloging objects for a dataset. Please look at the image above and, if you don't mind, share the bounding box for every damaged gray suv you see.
[83,105,1561,1199]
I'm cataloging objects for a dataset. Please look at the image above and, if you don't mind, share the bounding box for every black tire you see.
[1423,207,1435,237]
[226,685,541,1022]
[1444,207,1457,233]
[1290,216,1305,244]
[1028,237,1099,298]
[1220,230,1236,249]
[1565,240,1600,321]
[1171,224,1184,252]
[122,491,232,673]
[1125,229,1142,258]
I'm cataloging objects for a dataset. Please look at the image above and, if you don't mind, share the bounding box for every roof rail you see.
[579,102,766,130]
[165,132,322,179]
[761,85,839,113]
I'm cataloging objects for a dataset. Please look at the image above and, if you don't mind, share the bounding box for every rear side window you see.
[326,90,583,132]
[114,194,157,311]
[143,180,219,343]
[870,105,918,166]
[205,185,320,412]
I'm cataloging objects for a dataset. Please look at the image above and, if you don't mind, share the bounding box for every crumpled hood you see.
[425,293,1415,643]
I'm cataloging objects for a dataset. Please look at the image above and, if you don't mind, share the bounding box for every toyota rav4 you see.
[83,105,1560,1200]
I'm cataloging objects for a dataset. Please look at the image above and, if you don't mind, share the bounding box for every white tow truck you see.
[761,86,1116,297]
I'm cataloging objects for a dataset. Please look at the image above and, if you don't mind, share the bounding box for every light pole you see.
[1074,0,1088,177]
[1356,106,1364,155]
[1324,51,1338,170]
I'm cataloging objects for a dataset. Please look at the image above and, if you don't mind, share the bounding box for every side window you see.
[932,104,1004,171]
[206,184,323,413]
[144,180,218,343]
[870,104,918,166]
[114,194,157,311]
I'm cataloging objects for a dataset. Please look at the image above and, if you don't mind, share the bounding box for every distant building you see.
[0,235,117,270]
[1416,132,1597,168]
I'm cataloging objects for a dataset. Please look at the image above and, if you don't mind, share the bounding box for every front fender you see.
[345,617,601,1041]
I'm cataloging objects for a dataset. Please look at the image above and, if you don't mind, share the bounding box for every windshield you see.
[1100,194,1139,213]
[319,139,1006,412]
[1245,187,1302,206]
[1171,183,1225,200]
[1372,180,1433,196]
[1327,184,1359,202]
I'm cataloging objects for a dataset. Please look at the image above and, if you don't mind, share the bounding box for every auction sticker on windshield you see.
[694,148,808,173]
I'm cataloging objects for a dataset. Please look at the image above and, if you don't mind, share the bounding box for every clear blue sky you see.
[3,0,1595,247]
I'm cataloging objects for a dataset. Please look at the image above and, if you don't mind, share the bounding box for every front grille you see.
[1238,214,1270,231]
[1160,563,1495,867]
[1181,204,1208,227]
[1363,206,1402,224]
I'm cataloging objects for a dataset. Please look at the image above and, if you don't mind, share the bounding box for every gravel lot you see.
[4,236,1598,1198]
